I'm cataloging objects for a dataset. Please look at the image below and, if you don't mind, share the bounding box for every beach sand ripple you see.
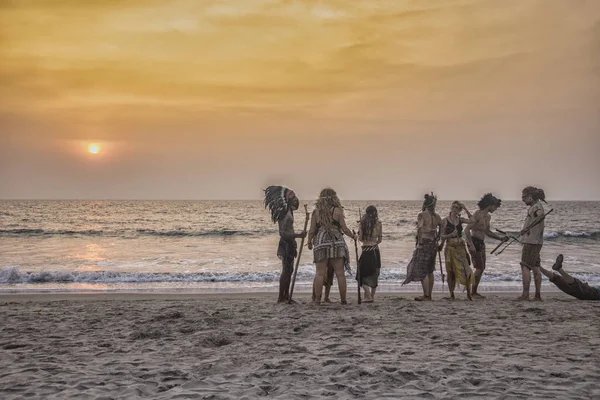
[0,293,599,399]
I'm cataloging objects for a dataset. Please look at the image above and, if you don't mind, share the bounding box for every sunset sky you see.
[1,0,599,200]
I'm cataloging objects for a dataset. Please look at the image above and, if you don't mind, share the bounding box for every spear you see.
[491,208,554,256]
[288,204,310,303]
[437,226,445,292]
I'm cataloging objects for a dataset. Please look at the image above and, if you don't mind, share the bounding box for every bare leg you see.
[428,272,434,298]
[472,269,485,299]
[362,285,372,302]
[330,258,347,304]
[539,265,555,280]
[466,277,473,301]
[371,287,377,301]
[278,260,293,303]
[533,267,542,300]
[324,265,333,302]
[557,269,575,284]
[418,276,429,299]
[517,266,531,301]
[313,261,328,304]
[416,273,433,301]
[447,271,456,299]
[324,284,332,303]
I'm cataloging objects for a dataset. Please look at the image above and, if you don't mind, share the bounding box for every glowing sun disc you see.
[88,144,101,154]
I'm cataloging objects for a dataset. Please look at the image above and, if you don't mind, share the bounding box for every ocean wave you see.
[544,231,600,240]
[488,230,600,241]
[134,229,270,237]
[2,266,599,285]
[0,228,275,238]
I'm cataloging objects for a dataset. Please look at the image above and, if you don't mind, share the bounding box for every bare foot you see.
[340,300,348,305]
[467,292,473,301]
[471,293,486,300]
[515,294,530,301]
[363,298,374,303]
[415,295,431,301]
[552,254,564,271]
[533,295,543,302]
[324,298,332,304]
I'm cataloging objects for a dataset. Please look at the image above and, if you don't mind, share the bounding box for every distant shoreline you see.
[1,199,599,202]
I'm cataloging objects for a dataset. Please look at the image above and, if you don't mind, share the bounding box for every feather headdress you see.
[264,185,294,223]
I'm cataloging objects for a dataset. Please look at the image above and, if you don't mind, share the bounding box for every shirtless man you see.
[264,186,306,303]
[464,193,509,299]
[402,193,442,301]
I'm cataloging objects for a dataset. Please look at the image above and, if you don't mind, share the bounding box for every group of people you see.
[264,186,600,304]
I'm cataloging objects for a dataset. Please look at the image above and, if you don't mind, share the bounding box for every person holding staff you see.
[264,186,306,303]
[516,186,547,301]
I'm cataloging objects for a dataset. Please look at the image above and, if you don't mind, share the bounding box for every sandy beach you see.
[1,291,599,399]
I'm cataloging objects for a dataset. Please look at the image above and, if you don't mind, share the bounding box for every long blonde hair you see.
[315,188,343,230]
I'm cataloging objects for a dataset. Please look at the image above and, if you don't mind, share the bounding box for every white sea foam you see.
[2,265,599,286]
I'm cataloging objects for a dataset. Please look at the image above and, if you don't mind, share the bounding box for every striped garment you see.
[402,240,437,285]
[312,227,352,274]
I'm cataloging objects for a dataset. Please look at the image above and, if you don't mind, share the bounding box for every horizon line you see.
[1,198,598,202]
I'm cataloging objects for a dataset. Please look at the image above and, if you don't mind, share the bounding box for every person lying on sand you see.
[539,255,600,301]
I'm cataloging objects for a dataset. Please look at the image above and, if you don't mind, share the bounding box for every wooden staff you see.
[288,204,310,303]
[491,208,554,256]
[438,246,445,292]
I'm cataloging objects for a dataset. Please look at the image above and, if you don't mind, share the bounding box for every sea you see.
[1,200,599,293]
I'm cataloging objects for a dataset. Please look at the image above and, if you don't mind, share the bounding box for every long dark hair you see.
[477,193,502,210]
[361,205,378,239]
[522,186,547,203]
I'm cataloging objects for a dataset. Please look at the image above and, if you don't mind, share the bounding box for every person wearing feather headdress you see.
[402,193,442,301]
[357,205,383,303]
[264,185,306,303]
[307,188,356,305]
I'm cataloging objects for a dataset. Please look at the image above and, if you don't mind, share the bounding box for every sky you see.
[1,0,599,200]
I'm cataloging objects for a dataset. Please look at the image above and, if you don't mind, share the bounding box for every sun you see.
[88,144,101,154]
